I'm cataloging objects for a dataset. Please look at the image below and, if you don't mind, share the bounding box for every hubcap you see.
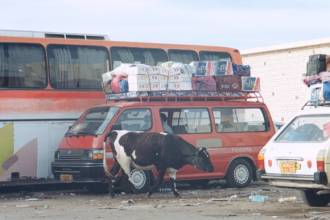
[130,169,147,190]
[233,164,249,185]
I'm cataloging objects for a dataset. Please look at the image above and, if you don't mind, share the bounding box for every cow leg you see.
[148,167,166,197]
[116,155,133,183]
[167,168,179,197]
[107,161,121,197]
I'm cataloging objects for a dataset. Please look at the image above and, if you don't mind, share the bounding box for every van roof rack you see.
[0,30,109,40]
[301,100,330,109]
[106,90,263,103]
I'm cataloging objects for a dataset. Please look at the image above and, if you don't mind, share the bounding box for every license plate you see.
[279,160,301,174]
[60,174,73,183]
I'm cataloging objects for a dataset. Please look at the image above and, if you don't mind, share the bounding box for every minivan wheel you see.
[121,169,153,194]
[226,159,253,188]
[302,189,330,207]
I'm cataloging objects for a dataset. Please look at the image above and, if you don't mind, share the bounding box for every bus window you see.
[213,107,267,132]
[199,51,232,61]
[48,45,109,89]
[110,47,168,68]
[168,49,198,64]
[0,43,46,88]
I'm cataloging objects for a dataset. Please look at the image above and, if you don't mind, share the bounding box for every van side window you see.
[113,108,152,131]
[213,108,267,132]
[161,108,211,134]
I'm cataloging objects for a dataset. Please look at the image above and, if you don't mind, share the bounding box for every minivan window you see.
[113,108,152,131]
[161,108,211,134]
[213,108,267,132]
[275,115,330,142]
[66,106,119,136]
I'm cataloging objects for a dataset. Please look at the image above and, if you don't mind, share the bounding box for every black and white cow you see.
[103,130,214,197]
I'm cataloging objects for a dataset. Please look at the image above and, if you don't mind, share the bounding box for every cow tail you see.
[103,141,111,177]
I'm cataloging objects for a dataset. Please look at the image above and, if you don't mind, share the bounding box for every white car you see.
[258,106,330,207]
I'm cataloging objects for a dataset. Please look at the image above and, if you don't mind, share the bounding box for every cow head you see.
[194,147,214,172]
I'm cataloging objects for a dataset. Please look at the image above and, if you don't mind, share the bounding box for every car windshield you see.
[66,106,119,136]
[275,114,330,142]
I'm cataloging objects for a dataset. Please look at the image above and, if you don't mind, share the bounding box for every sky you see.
[2,0,330,50]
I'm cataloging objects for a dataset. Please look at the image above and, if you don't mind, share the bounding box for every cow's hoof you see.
[147,192,153,198]
[109,192,115,198]
[173,191,180,198]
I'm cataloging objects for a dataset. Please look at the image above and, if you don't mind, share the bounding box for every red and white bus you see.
[0,30,242,186]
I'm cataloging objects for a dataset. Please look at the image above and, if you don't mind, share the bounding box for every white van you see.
[257,106,330,207]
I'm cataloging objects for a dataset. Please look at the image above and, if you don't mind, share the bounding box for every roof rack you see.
[301,100,330,110]
[0,30,109,40]
[105,90,263,103]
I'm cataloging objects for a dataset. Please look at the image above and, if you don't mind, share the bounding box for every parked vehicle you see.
[258,106,330,207]
[52,93,275,193]
[0,29,242,187]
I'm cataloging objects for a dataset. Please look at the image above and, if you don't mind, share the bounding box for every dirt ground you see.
[0,182,330,220]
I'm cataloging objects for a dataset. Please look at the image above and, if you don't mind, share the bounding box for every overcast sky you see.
[2,0,330,50]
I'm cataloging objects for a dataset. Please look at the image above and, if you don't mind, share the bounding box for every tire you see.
[302,189,330,207]
[86,183,108,194]
[121,169,153,194]
[226,159,253,188]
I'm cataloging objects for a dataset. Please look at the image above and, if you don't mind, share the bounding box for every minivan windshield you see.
[275,114,330,142]
[66,106,119,136]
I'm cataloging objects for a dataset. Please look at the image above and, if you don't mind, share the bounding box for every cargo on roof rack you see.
[105,90,263,103]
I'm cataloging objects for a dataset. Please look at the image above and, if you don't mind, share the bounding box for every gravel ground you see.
[0,182,329,220]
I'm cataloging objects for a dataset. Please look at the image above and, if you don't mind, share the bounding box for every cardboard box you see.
[168,81,192,90]
[192,76,217,91]
[214,75,241,92]
[241,77,260,92]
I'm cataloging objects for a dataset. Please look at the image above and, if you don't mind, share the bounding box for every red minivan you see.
[52,94,275,193]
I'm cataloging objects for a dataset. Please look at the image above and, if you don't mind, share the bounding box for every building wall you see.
[242,43,330,123]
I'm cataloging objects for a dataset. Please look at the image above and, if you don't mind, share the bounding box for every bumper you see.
[257,170,329,189]
[51,160,105,183]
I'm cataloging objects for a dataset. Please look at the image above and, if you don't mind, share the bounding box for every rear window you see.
[213,107,267,133]
[0,43,46,88]
[48,45,109,89]
[275,115,330,142]
[199,51,232,61]
[111,47,168,69]
[168,49,198,64]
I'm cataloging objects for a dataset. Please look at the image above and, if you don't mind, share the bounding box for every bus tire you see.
[121,169,153,194]
[226,158,253,188]
[302,189,330,207]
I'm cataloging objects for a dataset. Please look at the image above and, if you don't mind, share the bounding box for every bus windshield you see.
[66,106,119,136]
[275,115,330,142]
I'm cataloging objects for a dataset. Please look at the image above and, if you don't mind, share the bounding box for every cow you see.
[103,130,214,197]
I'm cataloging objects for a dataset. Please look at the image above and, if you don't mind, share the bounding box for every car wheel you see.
[302,189,330,207]
[226,159,253,188]
[121,169,153,194]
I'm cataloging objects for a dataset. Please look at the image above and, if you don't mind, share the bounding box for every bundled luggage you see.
[102,60,260,94]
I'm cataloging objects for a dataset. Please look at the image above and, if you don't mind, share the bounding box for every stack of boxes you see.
[303,54,330,103]
[102,61,259,94]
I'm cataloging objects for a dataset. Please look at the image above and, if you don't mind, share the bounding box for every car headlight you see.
[88,149,104,160]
